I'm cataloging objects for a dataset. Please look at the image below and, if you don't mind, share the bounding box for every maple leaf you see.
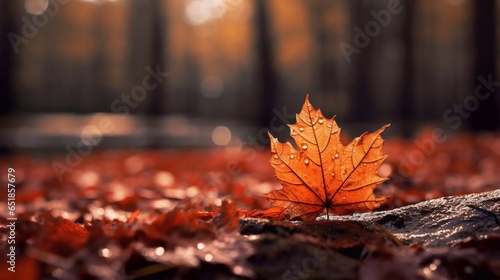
[264,95,390,220]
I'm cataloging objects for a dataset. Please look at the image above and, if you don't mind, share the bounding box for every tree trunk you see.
[470,0,498,131]
[148,0,167,117]
[254,0,278,128]
[349,0,373,122]
[0,1,17,116]
[398,0,415,137]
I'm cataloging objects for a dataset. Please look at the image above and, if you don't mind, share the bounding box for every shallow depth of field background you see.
[0,0,498,153]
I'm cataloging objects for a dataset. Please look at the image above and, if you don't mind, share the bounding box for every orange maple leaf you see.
[264,95,390,220]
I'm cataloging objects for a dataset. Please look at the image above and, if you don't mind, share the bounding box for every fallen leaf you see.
[264,95,390,220]
[242,206,287,220]
[142,208,215,248]
[212,200,240,232]
[35,217,89,257]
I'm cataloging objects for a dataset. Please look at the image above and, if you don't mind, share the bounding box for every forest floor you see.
[0,131,499,279]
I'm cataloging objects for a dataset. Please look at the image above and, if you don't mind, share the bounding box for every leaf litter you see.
[0,97,499,279]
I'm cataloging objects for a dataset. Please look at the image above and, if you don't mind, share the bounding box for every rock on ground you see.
[322,189,500,247]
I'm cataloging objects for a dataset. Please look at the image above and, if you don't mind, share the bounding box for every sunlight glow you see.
[154,171,175,187]
[80,0,120,3]
[204,253,213,262]
[155,247,165,256]
[185,0,243,25]
[99,248,112,258]
[25,0,49,15]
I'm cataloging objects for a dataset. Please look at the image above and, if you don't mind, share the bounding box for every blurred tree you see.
[470,0,498,131]
[349,0,374,122]
[148,0,167,116]
[128,0,154,115]
[310,0,336,100]
[0,1,17,116]
[254,0,278,128]
[398,0,416,137]
[87,7,106,113]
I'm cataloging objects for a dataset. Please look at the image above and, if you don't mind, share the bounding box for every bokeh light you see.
[201,76,224,98]
[185,0,242,25]
[24,0,49,15]
[211,126,231,146]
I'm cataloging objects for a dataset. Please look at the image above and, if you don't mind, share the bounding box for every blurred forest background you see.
[0,0,499,151]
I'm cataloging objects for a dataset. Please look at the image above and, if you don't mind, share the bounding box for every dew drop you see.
[299,127,304,132]
[274,155,279,159]
[291,130,298,136]
[374,163,377,166]
[331,173,335,177]
[318,119,324,124]
[342,196,346,200]
[290,155,295,159]
[327,123,333,128]
[313,126,317,130]
[363,163,367,166]
[302,145,308,150]
[304,159,309,165]
[334,153,339,158]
